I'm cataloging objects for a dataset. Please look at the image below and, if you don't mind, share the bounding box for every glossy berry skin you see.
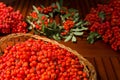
[0,39,88,80]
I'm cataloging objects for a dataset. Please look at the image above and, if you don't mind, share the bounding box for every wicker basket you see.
[0,33,97,80]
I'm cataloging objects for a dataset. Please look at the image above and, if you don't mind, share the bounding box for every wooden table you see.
[1,0,120,80]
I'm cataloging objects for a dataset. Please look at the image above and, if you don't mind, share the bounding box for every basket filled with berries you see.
[0,33,97,80]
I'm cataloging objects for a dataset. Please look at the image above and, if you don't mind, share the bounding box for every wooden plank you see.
[20,0,29,18]
[17,0,26,12]
[110,57,120,80]
[13,0,20,10]
[25,0,35,16]
[103,57,117,80]
[84,0,91,13]
[118,57,120,63]
[85,57,96,67]
[85,57,101,80]
[95,57,108,80]
[88,0,97,7]
[74,1,82,18]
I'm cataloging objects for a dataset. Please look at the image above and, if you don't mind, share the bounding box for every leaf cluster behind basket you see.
[26,1,88,42]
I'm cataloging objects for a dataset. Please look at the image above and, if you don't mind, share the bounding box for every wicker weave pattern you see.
[0,33,97,80]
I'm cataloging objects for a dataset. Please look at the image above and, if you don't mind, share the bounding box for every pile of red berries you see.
[85,0,120,51]
[0,39,88,80]
[61,20,75,36]
[0,2,27,34]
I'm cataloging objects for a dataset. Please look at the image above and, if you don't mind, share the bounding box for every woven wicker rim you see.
[0,33,97,80]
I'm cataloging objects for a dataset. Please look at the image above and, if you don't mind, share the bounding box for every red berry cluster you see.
[85,0,120,51]
[0,2,27,34]
[37,5,57,14]
[61,20,75,35]
[0,39,88,80]
[30,12,38,19]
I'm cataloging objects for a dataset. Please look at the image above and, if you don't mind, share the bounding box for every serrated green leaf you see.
[72,36,76,42]
[56,2,61,10]
[64,34,73,42]
[73,32,83,36]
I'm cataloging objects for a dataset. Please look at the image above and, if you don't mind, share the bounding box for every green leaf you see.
[87,37,95,44]
[33,5,39,14]
[98,11,106,21]
[60,15,65,22]
[83,21,89,25]
[63,13,71,18]
[72,36,77,42]
[68,8,78,13]
[26,16,32,20]
[26,19,35,28]
[49,13,53,17]
[81,27,88,30]
[36,20,41,24]
[53,8,60,13]
[56,2,61,10]
[41,25,45,32]
[40,5,45,8]
[71,27,88,32]
[39,13,45,19]
[74,13,79,17]
[75,21,83,26]
[53,33,61,40]
[87,32,101,44]
[64,34,73,42]
[27,26,33,30]
[51,3,56,7]
[73,32,83,36]
[74,17,79,22]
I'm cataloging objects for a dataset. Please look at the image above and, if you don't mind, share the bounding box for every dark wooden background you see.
[0,0,120,80]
